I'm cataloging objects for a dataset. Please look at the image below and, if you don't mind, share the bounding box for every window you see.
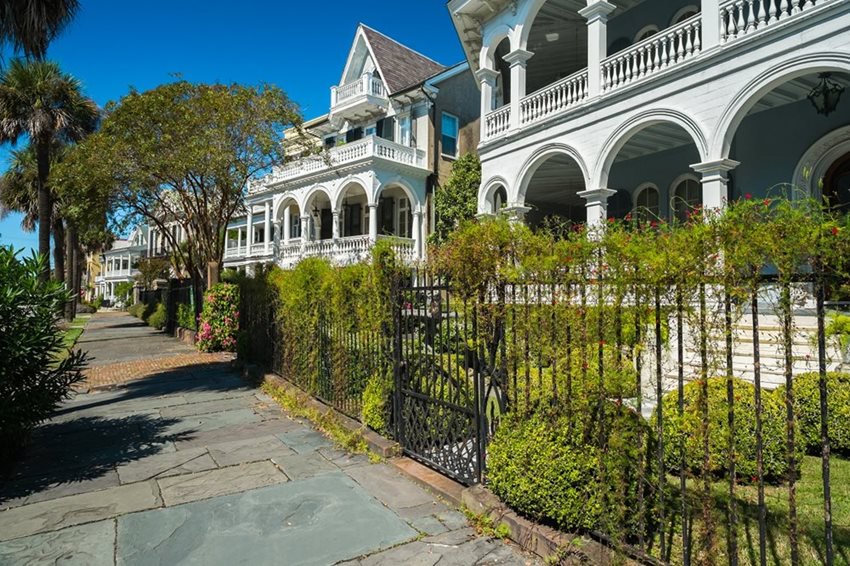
[398,197,412,238]
[254,226,265,244]
[671,6,699,25]
[493,186,507,213]
[343,202,363,236]
[634,184,660,222]
[379,197,394,235]
[377,117,395,142]
[346,127,363,143]
[365,125,377,137]
[634,25,659,43]
[399,115,412,147]
[672,177,702,222]
[324,136,336,149]
[441,112,459,158]
[290,214,301,239]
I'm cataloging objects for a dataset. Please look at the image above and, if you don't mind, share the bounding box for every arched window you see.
[824,152,850,214]
[634,25,659,43]
[671,6,699,25]
[671,176,702,222]
[493,186,508,213]
[634,184,660,221]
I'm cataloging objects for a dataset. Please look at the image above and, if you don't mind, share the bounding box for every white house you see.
[447,0,850,227]
[224,24,480,271]
[95,226,148,304]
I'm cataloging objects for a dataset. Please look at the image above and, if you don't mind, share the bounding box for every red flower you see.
[650,220,659,228]
[832,227,840,236]
[751,475,758,483]
[745,193,752,200]
[763,198,771,206]
[607,217,615,224]
[625,213,633,221]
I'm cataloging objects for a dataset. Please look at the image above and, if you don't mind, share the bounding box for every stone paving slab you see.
[344,463,436,512]
[159,397,256,418]
[162,408,262,437]
[116,447,216,485]
[273,451,339,481]
[0,480,160,542]
[206,435,295,467]
[116,474,418,566]
[1,469,121,511]
[156,461,288,506]
[0,520,115,566]
[275,427,336,454]
[171,418,300,449]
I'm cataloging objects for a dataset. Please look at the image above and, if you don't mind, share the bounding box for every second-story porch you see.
[449,0,850,227]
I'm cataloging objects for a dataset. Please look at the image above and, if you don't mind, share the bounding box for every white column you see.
[272,220,281,258]
[578,187,618,231]
[246,206,254,258]
[368,203,379,242]
[147,228,153,256]
[502,204,532,225]
[702,0,721,50]
[237,228,243,254]
[263,201,271,255]
[691,159,740,214]
[476,68,500,139]
[283,206,292,245]
[412,211,423,259]
[224,229,229,254]
[301,215,312,244]
[503,49,533,131]
[579,0,616,99]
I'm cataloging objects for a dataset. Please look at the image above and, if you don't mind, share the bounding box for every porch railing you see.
[485,105,511,138]
[520,69,588,125]
[333,73,386,106]
[720,0,826,43]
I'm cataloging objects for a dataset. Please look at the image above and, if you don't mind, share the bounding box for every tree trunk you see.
[53,216,65,285]
[64,224,79,320]
[35,140,52,282]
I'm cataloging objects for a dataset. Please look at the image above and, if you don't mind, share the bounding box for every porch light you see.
[808,73,845,116]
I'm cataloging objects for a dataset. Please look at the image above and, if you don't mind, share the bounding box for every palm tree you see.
[0,142,69,282]
[0,59,97,280]
[0,0,79,60]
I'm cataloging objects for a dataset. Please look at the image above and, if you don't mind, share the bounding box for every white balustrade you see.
[602,15,702,93]
[720,0,824,44]
[251,243,269,256]
[484,106,511,139]
[251,136,427,192]
[377,235,417,264]
[224,246,246,259]
[520,70,588,126]
[335,73,386,106]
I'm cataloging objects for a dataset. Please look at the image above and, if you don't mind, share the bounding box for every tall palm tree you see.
[0,0,79,60]
[0,59,97,280]
[0,142,68,280]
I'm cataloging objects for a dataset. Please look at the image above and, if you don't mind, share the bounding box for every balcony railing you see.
[482,0,835,140]
[332,73,386,107]
[520,69,588,126]
[602,15,702,94]
[252,135,428,191]
[226,235,418,267]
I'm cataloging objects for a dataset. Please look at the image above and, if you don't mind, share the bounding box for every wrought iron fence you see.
[239,263,843,565]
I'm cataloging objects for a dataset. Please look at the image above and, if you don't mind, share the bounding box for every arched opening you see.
[304,189,333,241]
[521,152,587,229]
[634,25,659,43]
[276,197,301,243]
[725,70,850,203]
[671,5,700,25]
[606,1,701,55]
[525,0,587,95]
[337,183,369,237]
[494,38,511,108]
[605,121,703,221]
[376,185,415,239]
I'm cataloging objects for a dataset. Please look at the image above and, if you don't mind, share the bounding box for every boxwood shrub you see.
[654,377,797,482]
[147,303,167,330]
[774,372,850,457]
[487,405,656,540]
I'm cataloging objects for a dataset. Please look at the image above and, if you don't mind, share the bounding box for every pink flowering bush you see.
[197,283,239,352]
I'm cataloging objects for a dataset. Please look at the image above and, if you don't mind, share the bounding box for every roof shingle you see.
[361,25,446,94]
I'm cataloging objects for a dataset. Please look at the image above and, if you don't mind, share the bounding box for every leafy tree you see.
[0,59,98,281]
[432,152,481,244]
[0,0,79,60]
[134,257,169,290]
[114,280,134,304]
[0,246,87,464]
[66,81,301,302]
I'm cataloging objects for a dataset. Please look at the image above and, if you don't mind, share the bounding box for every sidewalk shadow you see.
[0,413,192,505]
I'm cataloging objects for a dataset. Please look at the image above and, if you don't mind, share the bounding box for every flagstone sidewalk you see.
[0,311,539,565]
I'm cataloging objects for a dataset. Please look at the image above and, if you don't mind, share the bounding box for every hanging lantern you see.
[808,73,845,116]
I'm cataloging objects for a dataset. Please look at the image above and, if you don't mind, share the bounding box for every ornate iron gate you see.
[393,272,498,485]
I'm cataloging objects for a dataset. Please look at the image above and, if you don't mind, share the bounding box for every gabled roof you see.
[357,24,446,95]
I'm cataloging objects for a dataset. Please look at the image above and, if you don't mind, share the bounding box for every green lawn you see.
[59,315,90,354]
[645,455,849,565]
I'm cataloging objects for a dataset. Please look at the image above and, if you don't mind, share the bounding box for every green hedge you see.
[775,372,850,457]
[487,406,655,540]
[654,377,798,482]
[147,303,167,330]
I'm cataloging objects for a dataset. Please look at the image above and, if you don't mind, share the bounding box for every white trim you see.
[633,182,660,209]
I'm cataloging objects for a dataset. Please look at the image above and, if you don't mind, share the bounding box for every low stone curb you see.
[174,327,197,346]
[240,363,621,565]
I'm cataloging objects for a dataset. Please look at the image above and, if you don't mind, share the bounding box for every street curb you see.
[238,363,616,565]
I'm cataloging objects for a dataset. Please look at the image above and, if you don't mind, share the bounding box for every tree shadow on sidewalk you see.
[0,413,193,505]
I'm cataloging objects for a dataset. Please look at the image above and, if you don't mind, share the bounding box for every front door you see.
[320,209,333,240]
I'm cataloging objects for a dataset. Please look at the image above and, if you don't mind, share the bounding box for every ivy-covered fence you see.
[238,198,849,566]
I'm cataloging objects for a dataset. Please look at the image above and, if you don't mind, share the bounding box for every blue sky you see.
[0,0,467,252]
